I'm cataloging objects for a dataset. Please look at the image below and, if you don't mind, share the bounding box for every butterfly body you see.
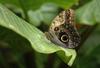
[46,9,80,48]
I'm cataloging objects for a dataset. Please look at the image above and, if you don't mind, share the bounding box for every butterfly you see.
[45,9,80,48]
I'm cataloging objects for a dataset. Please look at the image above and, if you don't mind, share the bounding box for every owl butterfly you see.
[45,9,80,48]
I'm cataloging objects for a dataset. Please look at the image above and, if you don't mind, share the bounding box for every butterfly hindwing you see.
[46,9,80,48]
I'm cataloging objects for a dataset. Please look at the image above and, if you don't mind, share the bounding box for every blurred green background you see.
[0,0,100,68]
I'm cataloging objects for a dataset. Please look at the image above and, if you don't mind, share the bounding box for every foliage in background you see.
[76,0,100,25]
[0,0,100,68]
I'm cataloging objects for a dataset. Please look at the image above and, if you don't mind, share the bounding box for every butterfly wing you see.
[46,9,80,48]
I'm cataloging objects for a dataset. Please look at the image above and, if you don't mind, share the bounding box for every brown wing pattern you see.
[46,9,80,48]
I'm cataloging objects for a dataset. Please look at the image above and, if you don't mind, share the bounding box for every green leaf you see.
[0,4,76,66]
[47,0,78,9]
[0,0,20,7]
[28,3,59,26]
[0,0,78,10]
[0,0,79,26]
[75,0,100,25]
